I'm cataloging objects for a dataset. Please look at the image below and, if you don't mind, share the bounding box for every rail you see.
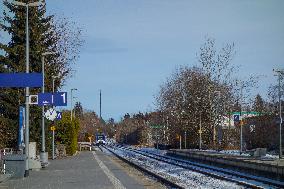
[108,144,284,189]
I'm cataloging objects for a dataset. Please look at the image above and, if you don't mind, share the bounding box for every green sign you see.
[150,125,163,129]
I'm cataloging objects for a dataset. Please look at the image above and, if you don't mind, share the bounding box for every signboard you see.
[29,95,38,104]
[150,125,163,129]
[50,126,56,131]
[233,115,240,122]
[53,92,67,106]
[56,111,62,120]
[38,93,53,106]
[18,106,25,148]
[0,73,43,87]
[45,108,57,121]
[38,92,67,106]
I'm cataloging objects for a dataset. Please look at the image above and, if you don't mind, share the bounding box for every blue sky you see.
[1,0,284,121]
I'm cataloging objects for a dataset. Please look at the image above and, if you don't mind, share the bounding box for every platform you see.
[168,149,284,180]
[0,150,164,189]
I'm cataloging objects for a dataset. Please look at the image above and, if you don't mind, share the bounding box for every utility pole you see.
[274,69,284,158]
[240,86,243,154]
[70,88,77,121]
[100,90,102,119]
[199,112,202,150]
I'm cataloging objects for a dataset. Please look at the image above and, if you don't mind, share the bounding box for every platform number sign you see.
[38,92,67,106]
[53,92,67,106]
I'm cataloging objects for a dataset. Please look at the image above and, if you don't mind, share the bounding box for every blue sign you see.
[53,92,67,106]
[38,93,53,106]
[0,73,43,87]
[18,106,25,149]
[56,111,62,120]
[233,115,240,122]
[38,92,67,106]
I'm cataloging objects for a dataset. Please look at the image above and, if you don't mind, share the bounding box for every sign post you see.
[50,126,56,159]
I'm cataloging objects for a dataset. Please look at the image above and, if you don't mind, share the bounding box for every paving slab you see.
[0,151,146,189]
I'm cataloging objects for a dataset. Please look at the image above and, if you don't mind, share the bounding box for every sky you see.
[1,0,284,121]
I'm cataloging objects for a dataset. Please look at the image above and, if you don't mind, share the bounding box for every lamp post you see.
[196,97,202,150]
[235,80,244,154]
[51,75,59,160]
[274,69,284,158]
[52,76,60,93]
[72,96,78,118]
[213,91,221,147]
[40,52,55,166]
[13,0,43,177]
[199,112,202,150]
[71,88,77,121]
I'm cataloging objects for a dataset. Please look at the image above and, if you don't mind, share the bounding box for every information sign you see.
[38,92,67,106]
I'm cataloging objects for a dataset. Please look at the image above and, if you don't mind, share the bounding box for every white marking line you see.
[92,151,126,189]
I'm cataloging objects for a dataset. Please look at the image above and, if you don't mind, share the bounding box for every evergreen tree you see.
[253,94,265,114]
[0,0,84,148]
[74,101,83,119]
[0,0,53,147]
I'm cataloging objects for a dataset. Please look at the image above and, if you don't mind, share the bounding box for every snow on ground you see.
[109,146,245,189]
[140,147,278,160]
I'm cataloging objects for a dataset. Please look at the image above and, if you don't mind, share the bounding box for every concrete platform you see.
[0,151,151,189]
[168,149,284,180]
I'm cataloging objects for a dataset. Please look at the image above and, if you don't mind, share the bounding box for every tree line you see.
[113,37,283,152]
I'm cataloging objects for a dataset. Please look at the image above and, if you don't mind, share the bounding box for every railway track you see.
[102,144,284,189]
[99,145,183,189]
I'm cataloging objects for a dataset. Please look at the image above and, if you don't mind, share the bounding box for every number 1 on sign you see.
[61,93,66,103]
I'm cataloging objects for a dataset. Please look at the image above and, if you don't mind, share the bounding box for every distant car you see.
[95,133,106,145]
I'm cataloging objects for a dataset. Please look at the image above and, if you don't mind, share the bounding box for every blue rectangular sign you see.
[38,93,53,106]
[38,92,67,106]
[18,106,25,149]
[56,111,62,120]
[233,115,240,122]
[53,92,67,106]
[0,73,43,87]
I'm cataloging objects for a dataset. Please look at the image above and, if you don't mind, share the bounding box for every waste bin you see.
[4,154,26,178]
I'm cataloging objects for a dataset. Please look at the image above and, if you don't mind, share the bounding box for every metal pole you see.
[41,56,45,152]
[240,87,243,154]
[52,78,55,160]
[179,135,182,149]
[24,4,30,177]
[279,73,283,158]
[184,131,187,149]
[71,90,73,121]
[52,130,55,159]
[199,112,202,150]
[100,90,102,119]
[52,78,55,93]
[40,55,46,165]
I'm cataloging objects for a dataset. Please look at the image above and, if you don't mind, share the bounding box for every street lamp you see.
[199,112,202,150]
[40,51,55,166]
[71,88,77,121]
[51,75,60,160]
[52,75,60,93]
[13,0,43,177]
[213,91,221,147]
[72,96,78,118]
[273,69,284,158]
